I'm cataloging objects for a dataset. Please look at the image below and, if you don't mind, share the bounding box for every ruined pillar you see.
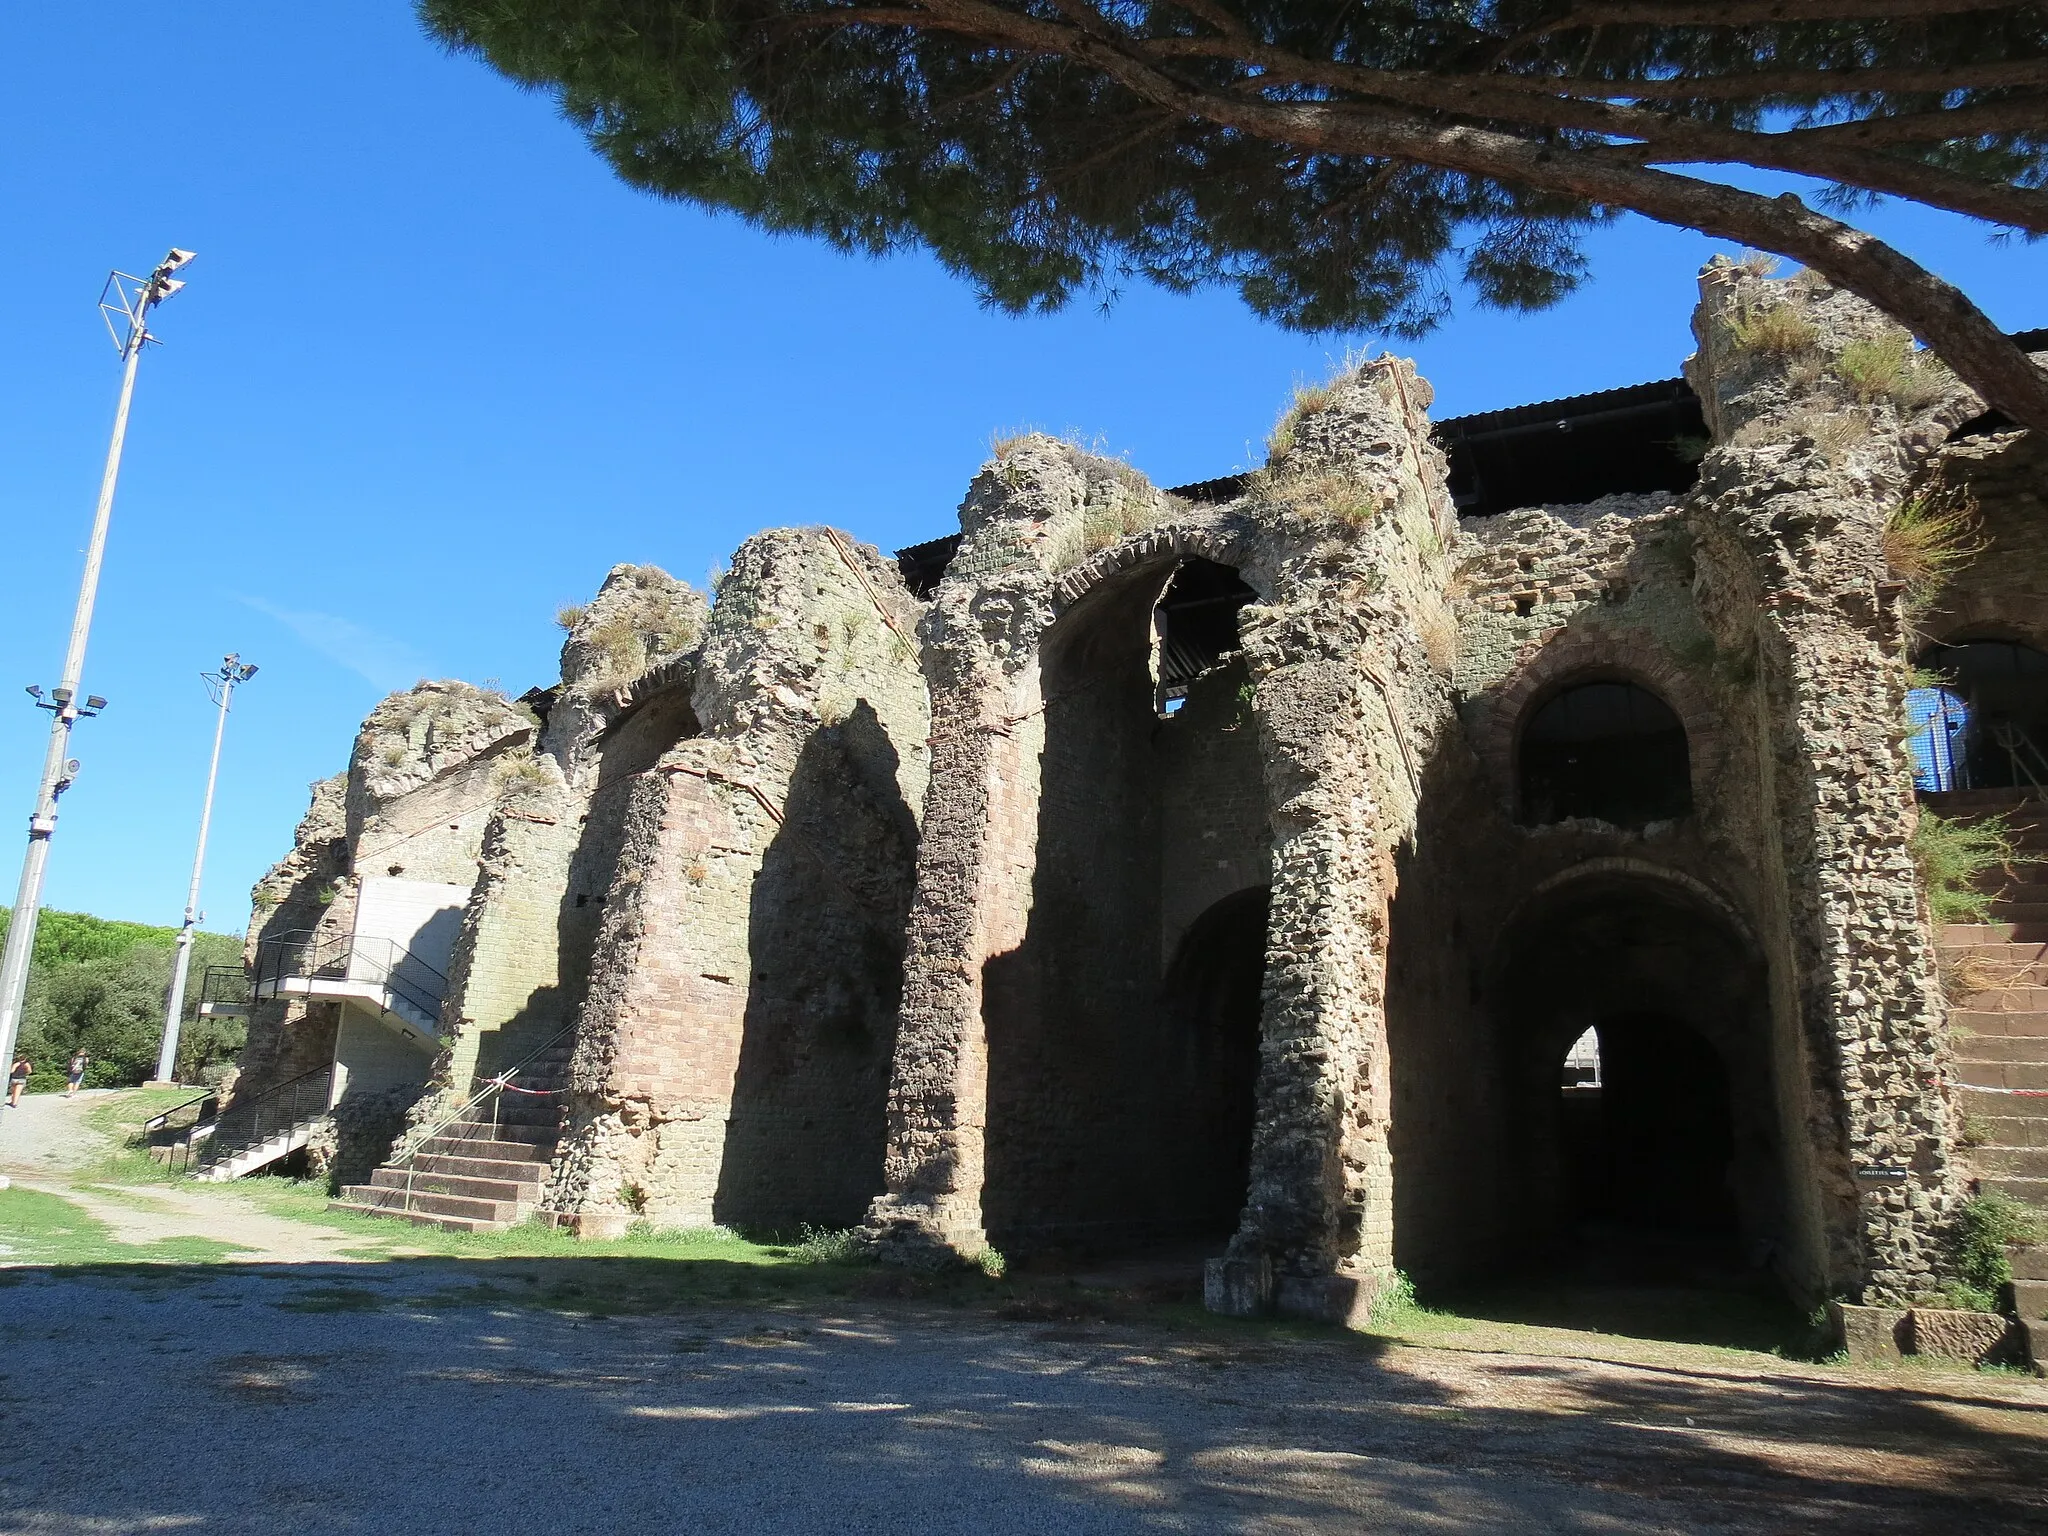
[1686,259,1968,1302]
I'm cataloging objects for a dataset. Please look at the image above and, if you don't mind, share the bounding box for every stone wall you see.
[543,527,929,1231]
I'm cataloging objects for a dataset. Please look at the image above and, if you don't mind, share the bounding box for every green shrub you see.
[1942,1191,2042,1312]
[790,1224,872,1265]
[1912,810,2019,926]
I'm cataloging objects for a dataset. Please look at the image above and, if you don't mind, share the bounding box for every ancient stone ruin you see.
[226,261,2048,1325]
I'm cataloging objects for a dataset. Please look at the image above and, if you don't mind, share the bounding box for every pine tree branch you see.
[900,0,2048,430]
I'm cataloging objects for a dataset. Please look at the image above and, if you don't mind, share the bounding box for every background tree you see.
[421,0,2048,427]
[0,909,243,1089]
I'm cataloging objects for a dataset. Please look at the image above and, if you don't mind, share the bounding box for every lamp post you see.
[0,249,195,1075]
[154,654,257,1086]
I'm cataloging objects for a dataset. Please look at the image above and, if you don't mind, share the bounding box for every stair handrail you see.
[371,1023,577,1216]
[144,1090,217,1135]
[255,928,449,1030]
[191,1062,335,1177]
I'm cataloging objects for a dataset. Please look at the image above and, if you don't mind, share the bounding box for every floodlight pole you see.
[155,655,256,1085]
[0,249,194,1077]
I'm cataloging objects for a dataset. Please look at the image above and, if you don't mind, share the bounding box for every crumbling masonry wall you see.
[544,529,929,1231]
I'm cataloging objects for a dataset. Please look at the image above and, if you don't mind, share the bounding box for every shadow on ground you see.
[2,1256,2046,1533]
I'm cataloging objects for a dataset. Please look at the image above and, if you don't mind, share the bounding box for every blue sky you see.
[0,2,2038,938]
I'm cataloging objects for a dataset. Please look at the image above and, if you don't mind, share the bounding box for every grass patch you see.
[0,1185,250,1266]
[1835,331,1950,412]
[1885,483,1983,610]
[1912,809,2022,926]
[1728,300,1820,359]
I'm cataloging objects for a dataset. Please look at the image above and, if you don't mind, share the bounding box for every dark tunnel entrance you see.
[984,554,1271,1261]
[1557,1017,1738,1237]
[1494,877,1781,1285]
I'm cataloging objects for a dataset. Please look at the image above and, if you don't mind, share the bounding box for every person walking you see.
[7,1055,29,1108]
[65,1053,88,1097]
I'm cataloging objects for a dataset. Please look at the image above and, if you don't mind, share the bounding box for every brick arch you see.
[1047,523,1266,618]
[1513,856,1760,955]
[1917,595,2048,657]
[1469,628,1728,816]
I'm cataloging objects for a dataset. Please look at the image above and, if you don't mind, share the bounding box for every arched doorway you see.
[1156,887,1268,1239]
[983,553,1271,1259]
[1914,640,2048,790]
[1494,875,1780,1277]
[1518,679,1691,826]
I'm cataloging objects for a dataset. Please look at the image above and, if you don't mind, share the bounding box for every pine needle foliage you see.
[417,0,2048,428]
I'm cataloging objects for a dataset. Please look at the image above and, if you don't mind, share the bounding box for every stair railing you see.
[369,1023,576,1219]
[1992,720,2048,791]
[191,1064,336,1178]
[145,1090,221,1175]
[254,929,449,1030]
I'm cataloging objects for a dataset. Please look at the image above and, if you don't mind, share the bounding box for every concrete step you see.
[327,1199,501,1234]
[411,1151,549,1184]
[1972,1144,2048,1177]
[1989,903,2048,926]
[367,1168,531,1203]
[1957,1035,2048,1064]
[1957,1059,2048,1091]
[335,1183,523,1224]
[1951,1009,2048,1038]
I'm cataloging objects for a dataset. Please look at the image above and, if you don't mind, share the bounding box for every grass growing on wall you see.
[1912,810,2020,926]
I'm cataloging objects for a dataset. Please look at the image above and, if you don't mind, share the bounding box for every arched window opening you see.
[1153,558,1257,717]
[1518,680,1691,826]
[1912,640,2048,791]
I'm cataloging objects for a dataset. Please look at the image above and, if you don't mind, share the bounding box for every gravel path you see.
[0,1090,120,1180]
[0,1091,377,1263]
[2,1267,2047,1534]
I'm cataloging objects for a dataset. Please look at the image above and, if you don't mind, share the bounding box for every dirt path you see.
[0,1089,379,1263]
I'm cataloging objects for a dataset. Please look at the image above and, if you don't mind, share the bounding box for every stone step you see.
[1988,903,2048,927]
[1951,1010,2048,1038]
[2011,1278,2048,1318]
[1957,1059,2048,1091]
[1973,1145,2048,1177]
[335,1183,523,1224]
[1942,923,2048,946]
[2009,1246,2048,1282]
[367,1168,531,1203]
[417,1133,554,1163]
[1948,986,2048,1014]
[1980,1176,2048,1210]
[1960,1095,2048,1134]
[327,1199,500,1234]
[411,1151,549,1184]
[1956,1034,2048,1064]
[444,1119,555,1145]
[1922,789,2046,810]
